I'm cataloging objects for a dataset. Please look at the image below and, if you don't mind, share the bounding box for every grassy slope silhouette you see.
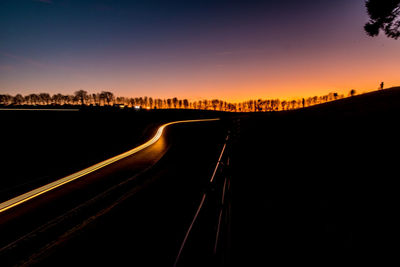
[230,86,400,266]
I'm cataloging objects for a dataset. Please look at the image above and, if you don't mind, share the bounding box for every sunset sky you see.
[1,0,399,102]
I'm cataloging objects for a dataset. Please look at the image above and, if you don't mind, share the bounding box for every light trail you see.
[0,118,220,214]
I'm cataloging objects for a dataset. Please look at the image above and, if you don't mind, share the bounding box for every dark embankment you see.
[0,108,227,202]
[230,87,400,266]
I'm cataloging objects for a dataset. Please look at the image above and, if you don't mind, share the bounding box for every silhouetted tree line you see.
[0,89,360,112]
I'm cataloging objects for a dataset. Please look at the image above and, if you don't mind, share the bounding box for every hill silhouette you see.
[230,86,400,266]
[303,86,400,114]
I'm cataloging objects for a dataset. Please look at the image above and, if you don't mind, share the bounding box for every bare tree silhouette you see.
[13,94,24,105]
[281,100,287,110]
[333,93,338,100]
[100,91,114,106]
[39,93,51,105]
[75,90,88,105]
[172,97,178,108]
[211,99,219,110]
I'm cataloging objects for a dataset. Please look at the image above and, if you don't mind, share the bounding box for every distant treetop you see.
[364,0,400,39]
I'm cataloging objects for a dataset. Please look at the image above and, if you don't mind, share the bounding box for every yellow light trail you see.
[0,118,220,213]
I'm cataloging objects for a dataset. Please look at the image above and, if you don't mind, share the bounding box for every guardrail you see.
[174,134,231,267]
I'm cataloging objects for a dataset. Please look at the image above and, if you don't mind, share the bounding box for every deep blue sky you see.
[1,0,399,101]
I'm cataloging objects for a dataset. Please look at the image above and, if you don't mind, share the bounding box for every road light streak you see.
[0,118,220,213]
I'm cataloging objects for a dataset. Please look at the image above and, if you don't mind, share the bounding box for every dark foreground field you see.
[230,87,400,266]
[1,88,399,266]
[0,110,228,266]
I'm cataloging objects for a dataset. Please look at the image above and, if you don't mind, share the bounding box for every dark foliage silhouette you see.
[364,0,400,39]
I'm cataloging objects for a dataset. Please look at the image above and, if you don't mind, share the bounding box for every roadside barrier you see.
[174,134,232,267]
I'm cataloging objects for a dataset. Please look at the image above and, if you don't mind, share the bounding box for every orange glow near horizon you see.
[4,39,398,104]
[1,1,400,102]
[0,0,400,103]
[2,64,399,103]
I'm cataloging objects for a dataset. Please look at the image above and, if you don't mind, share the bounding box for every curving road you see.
[0,119,219,214]
[0,118,226,266]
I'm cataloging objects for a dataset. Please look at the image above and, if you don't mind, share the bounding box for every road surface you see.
[0,118,227,266]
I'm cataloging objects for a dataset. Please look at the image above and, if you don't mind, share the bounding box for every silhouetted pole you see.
[380,82,384,90]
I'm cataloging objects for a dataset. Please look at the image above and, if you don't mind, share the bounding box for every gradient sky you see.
[1,0,399,102]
